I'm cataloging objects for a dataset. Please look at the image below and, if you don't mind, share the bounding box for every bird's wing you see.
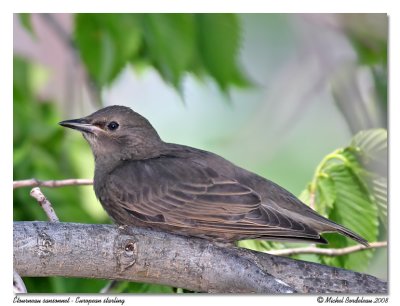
[105,157,322,241]
[106,157,259,219]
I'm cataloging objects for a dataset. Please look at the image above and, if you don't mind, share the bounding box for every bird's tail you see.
[300,203,369,247]
[317,218,370,247]
[306,210,369,246]
[331,224,369,247]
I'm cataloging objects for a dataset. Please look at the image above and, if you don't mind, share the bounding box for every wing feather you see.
[105,157,322,240]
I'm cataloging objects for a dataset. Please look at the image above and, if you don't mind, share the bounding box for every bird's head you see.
[59,105,163,161]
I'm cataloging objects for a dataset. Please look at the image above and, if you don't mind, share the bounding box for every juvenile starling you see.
[60,105,368,246]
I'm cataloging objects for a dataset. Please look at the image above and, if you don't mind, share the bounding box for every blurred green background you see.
[13,13,387,293]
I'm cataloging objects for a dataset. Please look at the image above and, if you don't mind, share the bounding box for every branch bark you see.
[13,221,387,294]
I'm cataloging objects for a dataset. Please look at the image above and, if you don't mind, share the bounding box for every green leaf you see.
[238,239,284,252]
[315,175,336,218]
[319,164,378,271]
[74,13,250,94]
[349,33,387,66]
[74,14,142,86]
[140,14,196,89]
[298,129,387,271]
[110,281,174,293]
[372,66,388,115]
[351,129,387,227]
[19,13,35,37]
[196,14,250,91]
[351,128,387,176]
[369,176,387,226]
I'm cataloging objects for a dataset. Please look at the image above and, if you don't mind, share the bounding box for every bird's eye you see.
[107,121,119,131]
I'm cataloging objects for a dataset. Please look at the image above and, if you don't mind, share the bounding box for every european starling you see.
[60,105,368,246]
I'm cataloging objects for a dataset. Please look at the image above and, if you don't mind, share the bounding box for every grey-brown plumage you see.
[59,105,368,246]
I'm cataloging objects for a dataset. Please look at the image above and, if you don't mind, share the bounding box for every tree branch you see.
[30,187,60,222]
[13,178,93,189]
[13,269,27,293]
[266,241,387,257]
[13,221,387,294]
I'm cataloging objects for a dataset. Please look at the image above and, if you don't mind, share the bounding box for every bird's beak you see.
[59,118,100,134]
